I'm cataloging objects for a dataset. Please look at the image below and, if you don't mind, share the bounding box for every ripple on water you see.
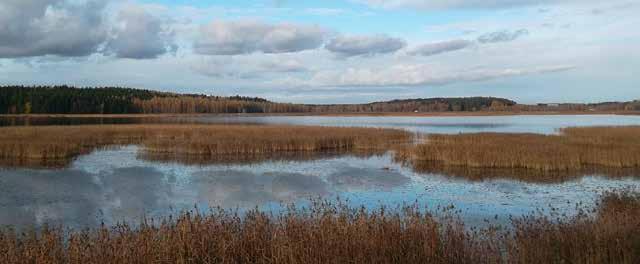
[1,146,639,229]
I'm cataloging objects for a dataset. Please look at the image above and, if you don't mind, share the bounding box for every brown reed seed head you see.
[0,192,638,263]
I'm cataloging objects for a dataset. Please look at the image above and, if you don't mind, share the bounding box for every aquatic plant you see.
[0,192,638,264]
[507,191,640,263]
[0,124,412,168]
[397,126,640,172]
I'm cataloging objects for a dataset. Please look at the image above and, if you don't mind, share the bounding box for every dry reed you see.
[507,190,640,263]
[1,192,638,264]
[409,164,640,183]
[397,126,640,172]
[0,124,412,167]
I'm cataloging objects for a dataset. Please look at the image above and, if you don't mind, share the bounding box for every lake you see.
[4,114,640,134]
[1,114,640,229]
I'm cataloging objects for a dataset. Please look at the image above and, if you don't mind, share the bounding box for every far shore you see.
[1,110,639,118]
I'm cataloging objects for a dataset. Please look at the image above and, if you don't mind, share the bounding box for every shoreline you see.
[1,110,639,118]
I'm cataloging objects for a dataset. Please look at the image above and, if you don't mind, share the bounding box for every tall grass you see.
[507,191,640,263]
[408,164,640,183]
[397,126,640,172]
[1,192,638,264]
[0,124,412,167]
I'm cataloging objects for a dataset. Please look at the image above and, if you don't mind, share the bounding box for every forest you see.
[0,86,290,114]
[1,85,638,114]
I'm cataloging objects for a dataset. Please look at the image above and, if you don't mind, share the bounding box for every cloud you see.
[303,64,576,87]
[477,29,529,43]
[325,34,406,57]
[304,8,346,16]
[356,0,599,10]
[105,5,177,59]
[260,59,308,73]
[0,0,108,58]
[194,20,328,55]
[193,55,309,79]
[408,39,473,56]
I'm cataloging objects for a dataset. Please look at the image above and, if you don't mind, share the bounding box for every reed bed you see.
[140,150,384,166]
[397,126,640,172]
[507,191,640,263]
[409,163,640,183]
[141,125,409,157]
[1,192,638,264]
[0,124,412,167]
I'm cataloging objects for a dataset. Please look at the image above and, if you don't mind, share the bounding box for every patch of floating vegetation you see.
[397,126,640,173]
[0,191,638,263]
[406,164,640,183]
[0,124,412,168]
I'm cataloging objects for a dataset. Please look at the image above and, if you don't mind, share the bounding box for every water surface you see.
[2,114,640,229]
[3,114,640,134]
[1,146,638,229]
[192,114,640,134]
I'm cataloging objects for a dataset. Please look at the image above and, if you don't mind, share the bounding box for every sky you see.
[0,0,638,104]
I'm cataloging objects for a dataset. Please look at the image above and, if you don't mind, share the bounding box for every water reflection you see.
[1,147,639,229]
[0,167,173,228]
[192,170,328,208]
[327,167,410,191]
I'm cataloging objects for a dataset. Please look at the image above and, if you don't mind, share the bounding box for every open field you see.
[396,126,640,172]
[0,191,637,264]
[0,124,412,167]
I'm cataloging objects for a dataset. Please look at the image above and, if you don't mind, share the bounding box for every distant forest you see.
[1,86,638,114]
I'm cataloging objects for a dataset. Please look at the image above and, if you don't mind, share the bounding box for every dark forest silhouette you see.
[1,85,638,114]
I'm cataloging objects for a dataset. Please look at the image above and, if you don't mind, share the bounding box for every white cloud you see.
[356,0,602,10]
[105,4,177,59]
[193,20,328,55]
[304,8,346,16]
[192,55,309,79]
[325,34,406,57]
[290,64,576,87]
[0,0,108,58]
[477,29,529,43]
[408,39,474,56]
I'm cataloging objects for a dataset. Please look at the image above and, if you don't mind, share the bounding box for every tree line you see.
[0,86,294,114]
[2,85,637,115]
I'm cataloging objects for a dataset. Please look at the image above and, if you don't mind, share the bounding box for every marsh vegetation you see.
[0,124,412,167]
[1,118,640,263]
[397,126,640,173]
[0,191,638,264]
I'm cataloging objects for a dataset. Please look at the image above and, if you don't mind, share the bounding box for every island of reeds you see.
[0,124,412,167]
[4,124,640,179]
[396,126,640,176]
[1,191,638,264]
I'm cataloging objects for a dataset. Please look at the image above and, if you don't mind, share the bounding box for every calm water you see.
[1,115,640,229]
[191,114,640,134]
[3,114,640,134]
[1,147,639,229]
